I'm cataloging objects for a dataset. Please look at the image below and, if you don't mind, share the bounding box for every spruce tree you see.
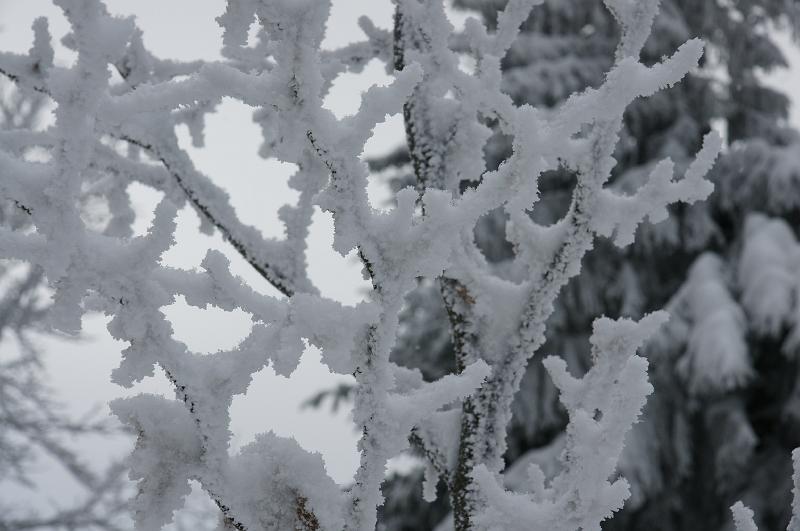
[378,1,800,529]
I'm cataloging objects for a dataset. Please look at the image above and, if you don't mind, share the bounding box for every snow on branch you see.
[593,132,721,247]
[792,448,800,531]
[731,502,759,531]
[0,0,722,528]
[471,312,666,531]
[739,214,800,344]
[668,253,753,395]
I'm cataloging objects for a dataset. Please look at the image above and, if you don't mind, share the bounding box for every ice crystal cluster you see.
[3,0,786,529]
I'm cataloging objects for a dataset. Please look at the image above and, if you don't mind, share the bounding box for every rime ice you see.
[0,0,747,529]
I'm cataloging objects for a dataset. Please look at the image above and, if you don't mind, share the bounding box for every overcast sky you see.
[0,0,798,520]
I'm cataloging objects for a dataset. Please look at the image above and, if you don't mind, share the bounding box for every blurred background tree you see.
[372,1,800,529]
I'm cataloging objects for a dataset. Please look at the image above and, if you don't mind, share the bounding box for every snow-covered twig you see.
[471,312,666,531]
[0,0,722,529]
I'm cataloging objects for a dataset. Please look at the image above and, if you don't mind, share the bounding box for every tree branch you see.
[0,54,307,298]
[119,133,300,297]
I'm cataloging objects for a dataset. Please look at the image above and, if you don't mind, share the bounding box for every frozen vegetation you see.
[0,0,797,529]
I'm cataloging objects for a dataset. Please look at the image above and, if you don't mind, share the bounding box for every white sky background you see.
[0,0,799,520]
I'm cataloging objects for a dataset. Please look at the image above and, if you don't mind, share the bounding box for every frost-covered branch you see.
[0,47,129,531]
[470,312,666,531]
[386,0,720,527]
[0,0,722,529]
